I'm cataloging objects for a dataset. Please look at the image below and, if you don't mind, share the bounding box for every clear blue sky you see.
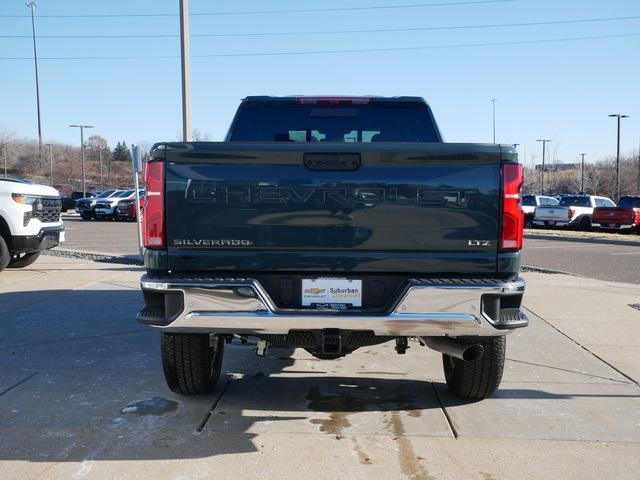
[1,0,639,166]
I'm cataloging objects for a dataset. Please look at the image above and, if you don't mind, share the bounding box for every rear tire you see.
[0,236,10,272]
[8,251,41,268]
[578,216,592,231]
[161,333,224,395]
[442,336,505,399]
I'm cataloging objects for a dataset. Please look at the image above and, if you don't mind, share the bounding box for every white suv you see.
[0,178,65,271]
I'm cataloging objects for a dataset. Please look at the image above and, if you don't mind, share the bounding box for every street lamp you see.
[537,139,551,195]
[26,2,43,157]
[608,114,630,201]
[69,125,94,197]
[579,153,587,194]
[45,143,53,186]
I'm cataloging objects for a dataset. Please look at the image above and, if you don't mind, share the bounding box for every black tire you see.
[578,216,592,231]
[442,336,505,399]
[80,213,92,221]
[8,251,41,269]
[0,235,10,272]
[524,215,533,229]
[161,333,224,395]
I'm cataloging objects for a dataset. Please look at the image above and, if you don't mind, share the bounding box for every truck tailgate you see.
[162,142,503,273]
[534,206,570,221]
[593,207,636,225]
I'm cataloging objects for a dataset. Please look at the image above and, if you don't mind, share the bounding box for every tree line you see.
[0,129,147,195]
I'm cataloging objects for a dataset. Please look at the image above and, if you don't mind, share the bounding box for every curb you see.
[43,249,142,266]
[525,232,640,247]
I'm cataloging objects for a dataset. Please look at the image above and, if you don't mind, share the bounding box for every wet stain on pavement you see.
[306,384,417,439]
[352,437,373,465]
[120,397,178,416]
[387,411,433,480]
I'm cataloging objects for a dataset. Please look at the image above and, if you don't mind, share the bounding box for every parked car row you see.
[523,194,640,233]
[75,189,145,221]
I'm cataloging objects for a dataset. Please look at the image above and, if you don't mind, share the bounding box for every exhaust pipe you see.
[421,337,484,362]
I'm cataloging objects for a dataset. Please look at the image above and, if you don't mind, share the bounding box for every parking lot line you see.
[610,252,640,255]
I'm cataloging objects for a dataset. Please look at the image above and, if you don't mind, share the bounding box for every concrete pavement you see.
[0,256,638,479]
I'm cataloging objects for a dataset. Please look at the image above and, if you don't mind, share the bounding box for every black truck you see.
[138,96,527,399]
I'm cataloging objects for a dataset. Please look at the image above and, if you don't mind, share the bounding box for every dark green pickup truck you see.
[138,96,527,399]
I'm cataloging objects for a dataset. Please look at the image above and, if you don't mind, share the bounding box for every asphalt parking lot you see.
[1,247,639,478]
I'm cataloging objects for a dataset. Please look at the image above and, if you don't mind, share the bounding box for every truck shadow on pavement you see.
[0,287,441,462]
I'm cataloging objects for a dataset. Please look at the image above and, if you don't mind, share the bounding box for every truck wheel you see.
[578,216,592,231]
[8,252,41,268]
[524,215,533,229]
[442,336,505,399]
[161,333,224,395]
[0,236,10,272]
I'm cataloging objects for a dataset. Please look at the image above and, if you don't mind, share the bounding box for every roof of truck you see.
[240,95,429,106]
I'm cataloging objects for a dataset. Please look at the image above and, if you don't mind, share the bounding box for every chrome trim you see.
[140,276,525,337]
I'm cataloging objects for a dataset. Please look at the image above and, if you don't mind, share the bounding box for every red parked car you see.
[592,196,640,232]
[115,193,145,221]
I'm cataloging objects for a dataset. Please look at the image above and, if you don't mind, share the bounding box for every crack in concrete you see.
[0,371,38,397]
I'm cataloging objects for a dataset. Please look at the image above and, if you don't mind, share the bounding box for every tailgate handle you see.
[303,153,361,171]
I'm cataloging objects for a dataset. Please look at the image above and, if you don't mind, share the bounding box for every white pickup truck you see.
[0,178,65,271]
[533,195,615,229]
[521,195,559,228]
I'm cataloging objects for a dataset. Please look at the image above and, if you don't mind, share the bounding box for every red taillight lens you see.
[142,160,164,247]
[568,208,575,219]
[500,163,524,252]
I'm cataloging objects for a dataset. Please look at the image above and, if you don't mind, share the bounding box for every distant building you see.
[534,163,579,172]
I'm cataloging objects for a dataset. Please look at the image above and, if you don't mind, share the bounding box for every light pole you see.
[69,125,94,197]
[26,2,43,159]
[45,143,53,186]
[179,0,192,142]
[608,114,629,201]
[491,98,496,143]
[537,139,551,195]
[579,153,587,194]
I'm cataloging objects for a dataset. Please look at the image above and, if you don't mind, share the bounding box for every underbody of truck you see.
[137,96,527,399]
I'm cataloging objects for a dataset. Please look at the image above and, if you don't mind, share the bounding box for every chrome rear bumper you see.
[139,276,526,337]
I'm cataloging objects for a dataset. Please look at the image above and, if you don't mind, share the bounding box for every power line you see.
[2,15,639,39]
[0,0,516,18]
[1,32,638,60]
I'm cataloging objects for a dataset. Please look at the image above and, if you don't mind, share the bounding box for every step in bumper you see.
[138,276,527,337]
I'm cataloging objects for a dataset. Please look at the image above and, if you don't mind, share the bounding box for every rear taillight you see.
[142,160,164,247]
[568,208,575,219]
[500,163,524,252]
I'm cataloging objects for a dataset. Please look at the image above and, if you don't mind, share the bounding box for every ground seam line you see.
[196,375,232,433]
[523,305,639,387]
[430,382,458,439]
[0,372,38,397]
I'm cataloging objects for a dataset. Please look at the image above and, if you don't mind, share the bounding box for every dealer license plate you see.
[302,278,362,309]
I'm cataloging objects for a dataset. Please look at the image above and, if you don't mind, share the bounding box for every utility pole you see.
[608,114,629,201]
[26,2,43,161]
[179,0,192,142]
[537,139,551,195]
[491,98,496,143]
[45,143,53,186]
[579,153,587,194]
[69,125,94,197]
